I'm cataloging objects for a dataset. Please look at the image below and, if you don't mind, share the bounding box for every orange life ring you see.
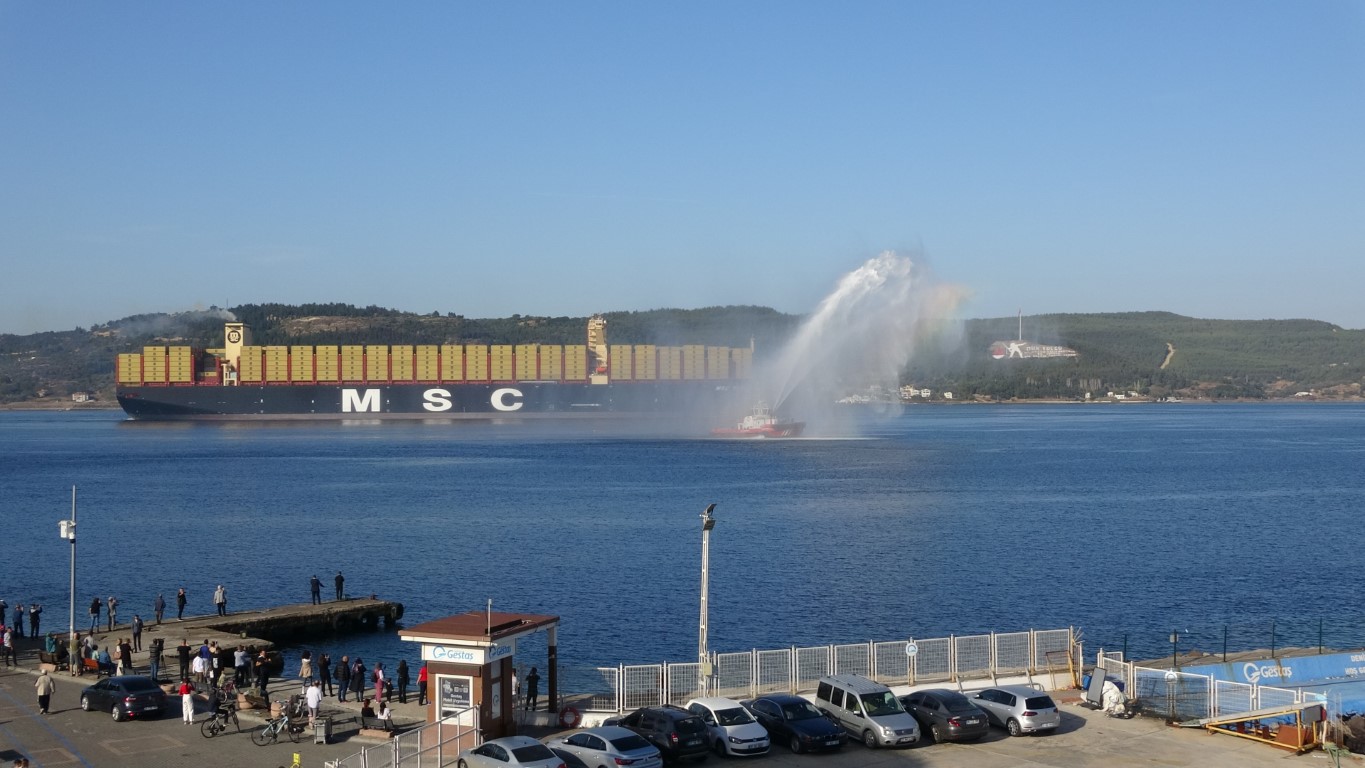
[558,706,581,729]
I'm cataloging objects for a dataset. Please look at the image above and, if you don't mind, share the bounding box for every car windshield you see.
[782,701,823,721]
[677,717,706,734]
[609,734,652,752]
[1025,696,1056,710]
[861,691,903,717]
[715,707,754,726]
[121,678,160,693]
[511,744,556,761]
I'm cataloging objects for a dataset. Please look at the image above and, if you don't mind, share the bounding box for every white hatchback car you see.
[686,697,771,757]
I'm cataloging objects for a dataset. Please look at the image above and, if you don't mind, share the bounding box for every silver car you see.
[457,735,565,768]
[969,685,1061,736]
[544,726,663,768]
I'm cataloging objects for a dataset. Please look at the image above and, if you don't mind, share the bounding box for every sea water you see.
[4,404,1365,684]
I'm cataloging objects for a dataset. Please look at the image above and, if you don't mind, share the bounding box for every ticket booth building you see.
[400,610,559,742]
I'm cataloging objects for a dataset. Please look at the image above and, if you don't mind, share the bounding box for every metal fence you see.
[1099,653,1320,724]
[586,627,1077,712]
[328,709,479,768]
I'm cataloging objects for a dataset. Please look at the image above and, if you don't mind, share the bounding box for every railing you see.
[1099,653,1322,723]
[327,708,478,768]
[587,627,1077,712]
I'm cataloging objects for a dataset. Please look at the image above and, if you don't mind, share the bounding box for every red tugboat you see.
[711,402,805,438]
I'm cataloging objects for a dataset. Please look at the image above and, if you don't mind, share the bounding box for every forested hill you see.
[2,305,1362,405]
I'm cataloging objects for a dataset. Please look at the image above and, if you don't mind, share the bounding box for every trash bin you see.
[315,716,332,744]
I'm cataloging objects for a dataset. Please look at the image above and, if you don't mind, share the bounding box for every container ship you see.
[115,317,752,421]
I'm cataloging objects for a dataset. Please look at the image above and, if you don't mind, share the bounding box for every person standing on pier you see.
[299,650,314,690]
[87,598,100,634]
[131,615,143,652]
[212,585,227,617]
[318,653,333,696]
[310,576,322,605]
[118,638,133,676]
[154,593,165,625]
[106,596,118,631]
[372,661,385,703]
[3,627,15,667]
[334,572,345,601]
[253,648,271,697]
[234,645,249,688]
[149,638,163,682]
[13,604,25,638]
[176,639,191,680]
[351,657,366,702]
[417,662,428,706]
[179,677,195,724]
[525,667,540,711]
[336,654,351,702]
[176,587,187,621]
[28,603,40,637]
[396,659,409,704]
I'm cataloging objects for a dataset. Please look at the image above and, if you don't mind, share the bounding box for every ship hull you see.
[116,382,735,421]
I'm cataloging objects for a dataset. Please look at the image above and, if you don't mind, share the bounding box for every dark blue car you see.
[742,694,846,754]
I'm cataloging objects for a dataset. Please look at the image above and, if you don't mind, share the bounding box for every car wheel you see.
[112,704,125,722]
[456,761,468,768]
[931,723,944,743]
[713,739,727,757]
[80,695,91,712]
[862,729,878,749]
[789,735,802,754]
[1006,718,1022,737]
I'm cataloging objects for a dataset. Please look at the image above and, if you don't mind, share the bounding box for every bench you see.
[38,651,68,671]
[359,714,396,737]
[81,657,111,677]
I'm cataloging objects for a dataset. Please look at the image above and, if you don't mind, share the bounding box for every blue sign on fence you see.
[1184,651,1365,685]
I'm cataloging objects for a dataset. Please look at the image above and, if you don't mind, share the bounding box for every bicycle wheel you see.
[200,717,222,739]
[286,721,301,743]
[228,708,241,733]
[251,723,275,746]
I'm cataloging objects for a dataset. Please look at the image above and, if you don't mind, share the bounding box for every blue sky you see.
[1,1,1362,335]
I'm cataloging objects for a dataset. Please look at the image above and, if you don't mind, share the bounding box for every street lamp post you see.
[60,486,77,665]
[698,504,716,694]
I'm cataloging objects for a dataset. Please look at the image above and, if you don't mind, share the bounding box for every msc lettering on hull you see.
[342,388,526,413]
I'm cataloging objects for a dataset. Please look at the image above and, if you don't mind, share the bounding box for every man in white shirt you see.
[305,679,323,727]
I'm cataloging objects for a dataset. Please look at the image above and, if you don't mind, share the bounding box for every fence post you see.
[750,650,757,700]
[869,641,877,681]
[1027,629,1036,675]
[908,638,916,686]
[989,632,997,679]
[789,647,797,695]
[949,635,957,682]
[617,664,624,713]
[827,644,834,677]
[662,662,670,706]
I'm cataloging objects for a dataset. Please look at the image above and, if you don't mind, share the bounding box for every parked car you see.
[548,747,588,768]
[741,694,846,754]
[458,735,565,768]
[79,675,166,721]
[544,726,663,768]
[969,685,1062,736]
[899,689,990,743]
[814,674,919,748]
[685,697,770,757]
[607,705,711,762]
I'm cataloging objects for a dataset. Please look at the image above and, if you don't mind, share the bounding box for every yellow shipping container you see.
[539,345,562,380]
[515,344,539,380]
[730,348,752,380]
[264,346,290,382]
[416,345,440,381]
[290,346,315,382]
[466,345,488,381]
[633,345,656,380]
[440,345,465,381]
[682,345,705,380]
[707,347,729,379]
[316,346,339,382]
[390,345,414,382]
[365,345,389,381]
[239,346,264,383]
[117,353,143,384]
[168,346,193,383]
[340,346,365,381]
[563,345,587,380]
[490,345,513,380]
[609,344,633,380]
[142,346,167,382]
[658,347,681,380]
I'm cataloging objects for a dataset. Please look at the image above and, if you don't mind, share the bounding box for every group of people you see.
[0,600,42,638]
[87,585,223,634]
[289,648,429,728]
[309,572,347,604]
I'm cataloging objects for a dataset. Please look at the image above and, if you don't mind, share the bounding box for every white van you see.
[814,674,919,748]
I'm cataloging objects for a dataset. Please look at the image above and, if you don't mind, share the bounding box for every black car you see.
[80,675,167,721]
[900,689,990,743]
[608,705,710,762]
[741,694,847,754]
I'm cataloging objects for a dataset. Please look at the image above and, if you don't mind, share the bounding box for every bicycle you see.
[252,711,303,746]
[200,701,241,738]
